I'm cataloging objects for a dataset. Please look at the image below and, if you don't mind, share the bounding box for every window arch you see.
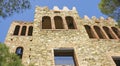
[15,47,23,59]
[65,16,76,29]
[111,27,120,39]
[103,26,115,39]
[54,16,64,29]
[21,26,27,36]
[94,26,105,39]
[13,25,20,35]
[84,25,96,38]
[42,16,52,29]
[28,26,33,36]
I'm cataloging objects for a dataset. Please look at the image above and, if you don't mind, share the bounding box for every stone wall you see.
[5,6,120,66]
[30,30,120,66]
[5,21,33,66]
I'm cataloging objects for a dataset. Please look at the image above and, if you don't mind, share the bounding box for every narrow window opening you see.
[30,39,32,41]
[11,39,13,41]
[54,49,78,66]
[95,21,100,23]
[111,27,120,39]
[103,26,115,39]
[16,47,23,59]
[84,25,96,38]
[112,56,120,66]
[42,16,52,29]
[29,48,31,51]
[21,26,27,36]
[65,16,76,29]
[54,11,60,13]
[13,25,20,35]
[54,16,64,29]
[94,26,105,39]
[28,26,33,36]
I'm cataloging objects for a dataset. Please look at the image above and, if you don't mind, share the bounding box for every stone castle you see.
[5,6,120,66]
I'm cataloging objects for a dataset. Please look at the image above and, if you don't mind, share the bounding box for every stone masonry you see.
[5,6,120,66]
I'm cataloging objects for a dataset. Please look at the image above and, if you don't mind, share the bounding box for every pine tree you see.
[0,43,24,66]
[99,0,120,26]
[0,0,30,18]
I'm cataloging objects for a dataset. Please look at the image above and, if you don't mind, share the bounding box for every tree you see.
[99,0,120,26]
[0,43,24,66]
[0,0,30,18]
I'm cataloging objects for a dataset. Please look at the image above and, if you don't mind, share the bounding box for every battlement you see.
[12,21,33,25]
[34,6,118,27]
[35,6,77,11]
[5,6,120,66]
[53,6,76,11]
[83,15,116,24]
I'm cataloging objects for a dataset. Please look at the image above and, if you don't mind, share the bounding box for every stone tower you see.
[5,6,120,66]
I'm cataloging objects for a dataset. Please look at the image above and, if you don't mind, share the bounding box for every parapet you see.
[83,15,116,24]
[53,6,77,11]
[36,6,77,11]
[11,21,33,25]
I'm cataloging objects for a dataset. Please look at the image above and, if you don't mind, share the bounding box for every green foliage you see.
[0,43,24,66]
[99,0,120,26]
[29,63,35,66]
[99,0,120,15]
[117,20,120,27]
[0,0,30,18]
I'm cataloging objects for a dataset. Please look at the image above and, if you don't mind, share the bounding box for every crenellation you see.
[99,16,104,20]
[82,16,118,27]
[53,6,60,11]
[4,6,120,66]
[39,6,49,11]
[91,16,97,20]
[84,15,90,20]
[72,7,77,11]
[63,6,70,11]
[53,6,77,12]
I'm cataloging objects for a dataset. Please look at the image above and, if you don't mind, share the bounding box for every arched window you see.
[65,16,76,29]
[54,16,64,29]
[94,26,105,39]
[21,26,27,36]
[111,27,120,39]
[103,26,115,39]
[28,26,33,36]
[16,47,23,59]
[13,25,20,35]
[84,25,96,38]
[42,16,52,29]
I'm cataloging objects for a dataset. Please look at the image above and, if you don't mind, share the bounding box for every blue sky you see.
[55,56,74,65]
[0,0,107,43]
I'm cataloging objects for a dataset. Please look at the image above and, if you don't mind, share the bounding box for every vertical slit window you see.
[28,26,33,36]
[54,16,64,29]
[94,26,105,39]
[42,16,52,29]
[16,47,23,59]
[65,16,76,29]
[21,26,27,36]
[54,49,77,66]
[84,25,96,38]
[111,27,120,39]
[13,25,20,35]
[103,26,115,39]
